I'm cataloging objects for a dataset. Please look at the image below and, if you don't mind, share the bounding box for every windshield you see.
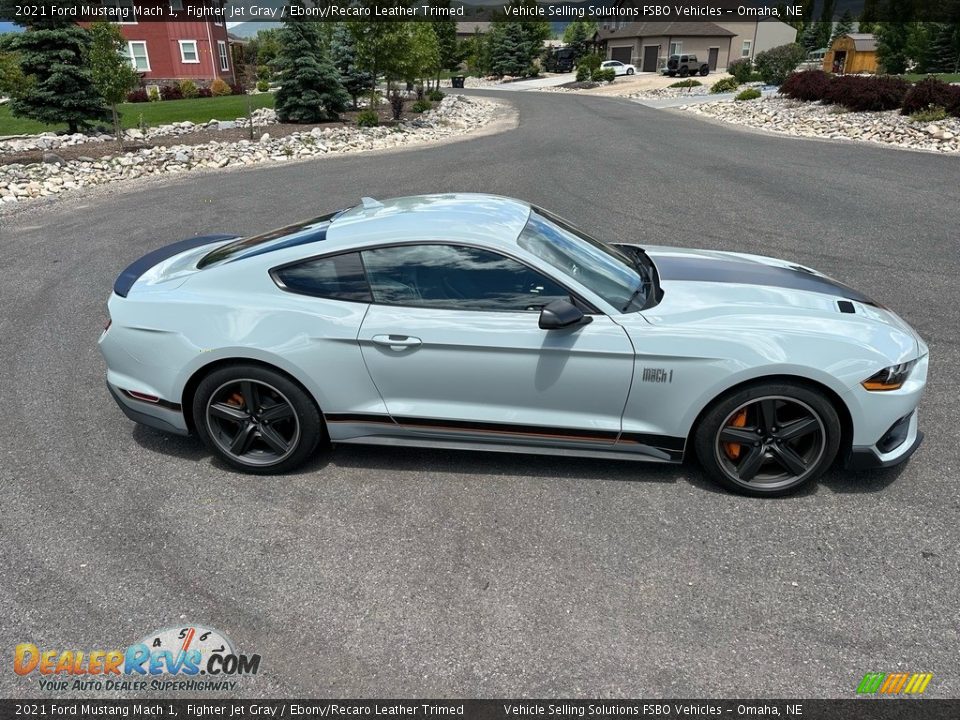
[518,209,649,312]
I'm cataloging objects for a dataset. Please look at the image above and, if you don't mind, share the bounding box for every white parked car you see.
[601,60,636,76]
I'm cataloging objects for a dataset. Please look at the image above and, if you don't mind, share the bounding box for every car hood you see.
[621,245,922,353]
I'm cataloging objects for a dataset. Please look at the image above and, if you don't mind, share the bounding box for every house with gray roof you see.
[595,19,797,73]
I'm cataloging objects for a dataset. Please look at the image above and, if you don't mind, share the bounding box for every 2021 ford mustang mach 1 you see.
[100,194,927,496]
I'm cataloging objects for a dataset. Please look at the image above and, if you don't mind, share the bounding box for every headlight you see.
[861,361,916,392]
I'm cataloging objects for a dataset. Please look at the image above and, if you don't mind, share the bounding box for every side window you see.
[361,244,570,312]
[273,252,371,302]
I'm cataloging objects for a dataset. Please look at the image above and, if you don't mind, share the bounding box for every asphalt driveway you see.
[1,90,958,698]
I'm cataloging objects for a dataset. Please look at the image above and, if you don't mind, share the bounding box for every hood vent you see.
[837,300,856,314]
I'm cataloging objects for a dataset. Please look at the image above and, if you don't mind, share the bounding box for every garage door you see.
[642,45,659,72]
[611,47,632,64]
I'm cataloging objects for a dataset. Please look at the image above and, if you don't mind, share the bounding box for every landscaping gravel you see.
[0,95,500,208]
[677,95,960,153]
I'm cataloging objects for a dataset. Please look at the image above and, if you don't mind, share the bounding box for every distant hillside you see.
[227,21,279,38]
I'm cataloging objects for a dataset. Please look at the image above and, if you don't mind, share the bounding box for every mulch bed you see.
[0,106,415,167]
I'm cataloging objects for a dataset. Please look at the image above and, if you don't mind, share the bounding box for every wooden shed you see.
[823,34,878,74]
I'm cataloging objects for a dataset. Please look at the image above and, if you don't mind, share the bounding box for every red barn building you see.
[83,0,235,87]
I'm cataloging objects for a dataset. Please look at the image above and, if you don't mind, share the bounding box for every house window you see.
[169,0,183,11]
[742,40,752,57]
[103,0,136,24]
[127,41,149,71]
[179,40,200,64]
[217,41,230,72]
[669,42,682,56]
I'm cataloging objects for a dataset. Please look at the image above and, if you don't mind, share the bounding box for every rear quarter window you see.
[272,252,371,302]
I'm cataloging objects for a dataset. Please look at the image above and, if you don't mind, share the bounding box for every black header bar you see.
[2,0,959,25]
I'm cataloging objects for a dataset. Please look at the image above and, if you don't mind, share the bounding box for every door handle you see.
[371,334,422,350]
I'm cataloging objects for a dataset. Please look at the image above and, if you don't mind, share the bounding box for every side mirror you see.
[539,299,593,330]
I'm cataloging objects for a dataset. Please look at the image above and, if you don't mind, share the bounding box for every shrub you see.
[735,88,762,101]
[753,43,807,85]
[576,65,591,82]
[355,109,379,127]
[726,58,753,84]
[388,90,404,120]
[669,79,702,88]
[159,84,182,101]
[411,99,431,113]
[901,77,956,116]
[909,104,948,122]
[578,53,602,72]
[210,77,232,96]
[197,87,212,98]
[148,87,160,102]
[256,79,270,93]
[948,88,960,118]
[591,68,616,83]
[427,88,445,101]
[823,74,909,112]
[178,79,198,99]
[710,76,740,93]
[126,88,148,103]
[256,64,271,81]
[229,82,246,96]
[780,70,832,102]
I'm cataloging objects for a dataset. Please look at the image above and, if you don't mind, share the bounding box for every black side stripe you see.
[324,413,685,457]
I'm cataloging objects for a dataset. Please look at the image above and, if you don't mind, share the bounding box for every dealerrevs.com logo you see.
[14,625,261,692]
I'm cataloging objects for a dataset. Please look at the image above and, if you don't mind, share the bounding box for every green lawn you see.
[0,93,275,136]
[901,73,960,84]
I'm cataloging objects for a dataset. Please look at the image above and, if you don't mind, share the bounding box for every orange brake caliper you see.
[724,409,749,460]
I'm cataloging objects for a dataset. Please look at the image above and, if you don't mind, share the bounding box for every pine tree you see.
[927,23,960,74]
[275,20,349,123]
[814,0,836,50]
[488,22,529,77]
[330,22,372,109]
[7,10,109,134]
[830,10,854,45]
[430,2,461,82]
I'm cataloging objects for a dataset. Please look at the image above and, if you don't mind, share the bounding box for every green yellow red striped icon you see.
[857,672,932,695]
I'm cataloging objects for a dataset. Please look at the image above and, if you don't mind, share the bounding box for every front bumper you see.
[845,410,923,471]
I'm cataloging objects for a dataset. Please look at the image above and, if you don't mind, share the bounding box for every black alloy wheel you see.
[193,364,324,474]
[695,383,841,496]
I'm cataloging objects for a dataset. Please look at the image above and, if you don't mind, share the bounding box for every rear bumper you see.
[107,381,190,436]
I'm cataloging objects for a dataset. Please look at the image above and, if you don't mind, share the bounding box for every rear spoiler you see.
[113,234,237,298]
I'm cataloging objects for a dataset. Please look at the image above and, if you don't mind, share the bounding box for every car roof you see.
[327,193,534,249]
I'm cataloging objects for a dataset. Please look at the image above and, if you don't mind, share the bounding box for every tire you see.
[679,67,690,77]
[627,68,635,75]
[700,66,709,76]
[192,363,324,474]
[693,381,841,497]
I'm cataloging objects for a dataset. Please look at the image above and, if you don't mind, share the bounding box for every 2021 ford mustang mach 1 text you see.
[100,194,927,496]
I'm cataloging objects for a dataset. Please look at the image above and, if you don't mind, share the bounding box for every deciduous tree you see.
[87,21,139,146]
